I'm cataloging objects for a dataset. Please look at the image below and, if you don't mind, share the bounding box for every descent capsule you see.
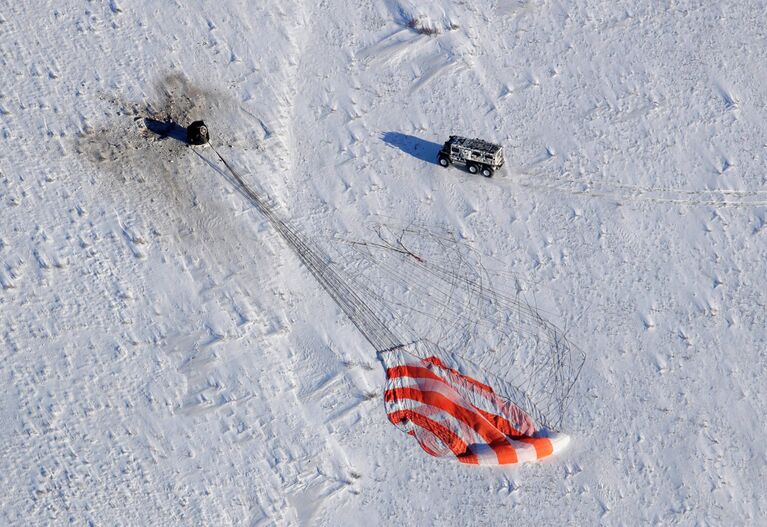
[187,120,209,145]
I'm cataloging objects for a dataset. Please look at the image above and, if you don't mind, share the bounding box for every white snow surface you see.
[2,0,767,525]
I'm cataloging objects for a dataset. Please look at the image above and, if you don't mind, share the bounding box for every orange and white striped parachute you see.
[382,345,570,465]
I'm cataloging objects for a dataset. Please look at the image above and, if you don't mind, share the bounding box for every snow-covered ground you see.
[2,0,766,524]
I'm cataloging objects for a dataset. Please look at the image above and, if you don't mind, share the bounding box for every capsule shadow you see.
[144,118,188,143]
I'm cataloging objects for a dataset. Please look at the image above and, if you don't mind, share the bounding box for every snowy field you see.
[2,0,766,524]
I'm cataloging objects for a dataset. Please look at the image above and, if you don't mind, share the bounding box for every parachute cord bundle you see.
[207,145,400,353]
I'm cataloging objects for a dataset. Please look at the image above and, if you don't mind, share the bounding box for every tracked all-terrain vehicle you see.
[438,136,504,177]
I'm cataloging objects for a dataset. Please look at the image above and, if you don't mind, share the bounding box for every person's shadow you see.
[382,132,443,165]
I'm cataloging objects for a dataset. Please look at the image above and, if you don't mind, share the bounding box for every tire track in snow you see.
[504,170,767,208]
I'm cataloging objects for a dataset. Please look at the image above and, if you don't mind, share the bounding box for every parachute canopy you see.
[382,343,570,465]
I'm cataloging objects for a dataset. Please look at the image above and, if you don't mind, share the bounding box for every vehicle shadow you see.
[381,132,442,165]
[145,118,188,143]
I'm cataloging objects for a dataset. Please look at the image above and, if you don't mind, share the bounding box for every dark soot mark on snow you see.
[74,73,250,253]
[76,73,238,176]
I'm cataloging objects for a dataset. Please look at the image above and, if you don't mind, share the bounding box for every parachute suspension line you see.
[207,145,401,354]
[198,146,583,432]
